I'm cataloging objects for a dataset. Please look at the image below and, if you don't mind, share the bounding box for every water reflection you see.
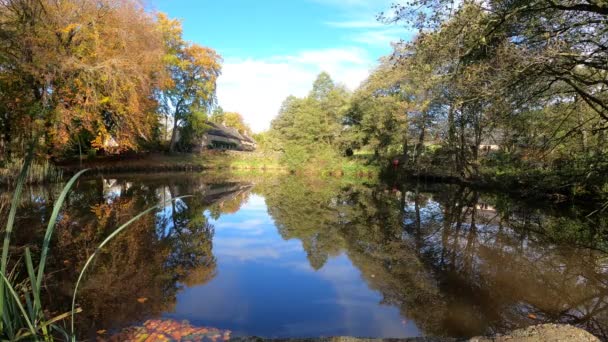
[2,174,607,340]
[254,176,607,339]
[5,175,245,338]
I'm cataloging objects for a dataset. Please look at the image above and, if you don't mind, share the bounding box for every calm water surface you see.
[3,173,607,340]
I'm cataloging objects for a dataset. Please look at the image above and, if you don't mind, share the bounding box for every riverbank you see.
[107,321,599,342]
[54,151,378,178]
[384,163,608,203]
[52,151,285,175]
[0,157,63,186]
[4,151,605,204]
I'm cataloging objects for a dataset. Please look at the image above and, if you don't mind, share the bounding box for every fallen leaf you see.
[528,314,537,319]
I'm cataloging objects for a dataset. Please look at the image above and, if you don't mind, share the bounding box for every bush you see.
[281,144,310,171]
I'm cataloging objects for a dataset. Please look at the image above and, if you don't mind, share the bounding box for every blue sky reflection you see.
[163,194,419,338]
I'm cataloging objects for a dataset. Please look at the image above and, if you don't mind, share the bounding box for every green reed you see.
[0,158,63,186]
[0,156,188,341]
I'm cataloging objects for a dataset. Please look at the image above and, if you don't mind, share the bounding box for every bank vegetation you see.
[259,0,608,199]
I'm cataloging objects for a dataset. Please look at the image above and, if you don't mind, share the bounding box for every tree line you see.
[0,0,248,162]
[266,0,608,193]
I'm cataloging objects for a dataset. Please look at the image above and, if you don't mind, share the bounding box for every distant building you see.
[103,135,119,149]
[472,132,502,155]
[199,122,256,151]
[479,141,500,153]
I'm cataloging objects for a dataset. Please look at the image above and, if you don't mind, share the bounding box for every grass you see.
[0,155,187,341]
[0,158,63,186]
[57,151,286,174]
[55,150,380,180]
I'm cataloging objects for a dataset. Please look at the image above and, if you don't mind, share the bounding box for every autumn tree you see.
[155,13,222,153]
[209,106,226,125]
[0,0,166,158]
[223,112,252,135]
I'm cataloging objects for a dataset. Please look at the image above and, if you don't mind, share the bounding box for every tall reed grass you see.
[0,158,63,186]
[0,156,187,341]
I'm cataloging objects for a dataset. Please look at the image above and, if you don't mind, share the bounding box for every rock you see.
[108,322,598,342]
[470,324,600,342]
[231,325,599,342]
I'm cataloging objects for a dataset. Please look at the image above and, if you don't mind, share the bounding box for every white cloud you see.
[310,0,393,11]
[350,27,406,46]
[216,47,374,133]
[325,20,384,28]
[318,0,412,46]
[215,0,411,133]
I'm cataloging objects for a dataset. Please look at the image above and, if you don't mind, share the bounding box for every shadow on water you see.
[0,173,607,340]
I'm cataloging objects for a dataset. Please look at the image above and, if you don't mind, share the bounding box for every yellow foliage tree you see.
[0,0,165,157]
[156,13,222,153]
[223,112,252,135]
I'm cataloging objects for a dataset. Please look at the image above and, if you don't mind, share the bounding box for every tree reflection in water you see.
[2,174,607,340]
[5,175,253,339]
[256,176,608,340]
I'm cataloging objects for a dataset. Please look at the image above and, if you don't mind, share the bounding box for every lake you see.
[2,173,607,340]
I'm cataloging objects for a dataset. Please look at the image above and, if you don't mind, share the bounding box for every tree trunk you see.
[458,107,467,178]
[577,102,588,154]
[169,111,180,153]
[169,122,178,153]
[413,111,427,165]
[402,134,409,164]
[414,184,422,250]
[447,105,456,171]
[472,110,482,177]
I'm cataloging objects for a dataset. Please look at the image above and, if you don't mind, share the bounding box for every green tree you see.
[209,106,226,124]
[223,112,252,135]
[269,72,351,170]
[156,13,222,153]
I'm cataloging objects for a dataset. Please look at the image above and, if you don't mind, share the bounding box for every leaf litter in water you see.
[102,319,231,342]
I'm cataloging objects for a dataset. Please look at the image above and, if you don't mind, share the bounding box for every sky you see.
[150,0,412,132]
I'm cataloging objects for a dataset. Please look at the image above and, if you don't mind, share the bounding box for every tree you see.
[310,72,335,102]
[209,106,226,124]
[385,0,608,128]
[268,72,351,170]
[0,0,166,157]
[223,112,251,135]
[343,59,408,158]
[156,13,221,153]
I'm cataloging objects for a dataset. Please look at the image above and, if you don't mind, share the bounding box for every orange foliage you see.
[0,0,165,155]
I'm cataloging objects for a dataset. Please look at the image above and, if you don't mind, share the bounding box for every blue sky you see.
[150,0,411,132]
